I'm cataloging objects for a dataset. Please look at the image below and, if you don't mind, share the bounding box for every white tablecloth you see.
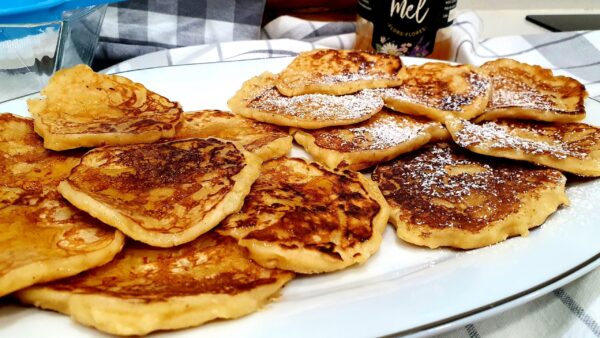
[104,12,600,337]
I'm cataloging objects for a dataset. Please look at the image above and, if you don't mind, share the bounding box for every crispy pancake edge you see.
[473,107,586,124]
[0,113,126,296]
[251,134,293,160]
[57,140,263,247]
[32,114,182,151]
[17,279,291,336]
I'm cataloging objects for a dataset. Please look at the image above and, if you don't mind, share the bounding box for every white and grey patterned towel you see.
[94,0,266,69]
[103,11,600,102]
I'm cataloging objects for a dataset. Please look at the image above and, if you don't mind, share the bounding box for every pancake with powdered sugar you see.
[372,142,568,249]
[228,72,384,129]
[293,108,449,170]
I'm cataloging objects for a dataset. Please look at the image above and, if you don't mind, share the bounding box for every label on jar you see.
[357,0,374,21]
[370,0,456,57]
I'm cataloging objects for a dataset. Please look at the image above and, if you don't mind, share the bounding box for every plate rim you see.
[1,56,599,338]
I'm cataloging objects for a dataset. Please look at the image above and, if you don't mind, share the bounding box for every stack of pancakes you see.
[229,50,594,250]
[1,50,597,335]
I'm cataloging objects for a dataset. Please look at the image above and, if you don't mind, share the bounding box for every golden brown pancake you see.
[228,72,384,129]
[218,157,390,274]
[446,118,600,177]
[58,138,262,247]
[0,113,124,297]
[380,62,492,122]
[28,65,183,151]
[17,232,294,336]
[276,49,403,96]
[372,142,568,249]
[174,109,292,160]
[293,108,449,170]
[476,58,587,122]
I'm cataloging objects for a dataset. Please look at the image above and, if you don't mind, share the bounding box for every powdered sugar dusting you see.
[373,143,565,229]
[249,88,383,121]
[319,73,397,85]
[311,112,443,151]
[350,115,428,150]
[402,144,498,200]
[454,120,587,160]
[490,77,558,111]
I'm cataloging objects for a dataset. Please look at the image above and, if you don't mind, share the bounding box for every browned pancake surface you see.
[218,157,388,272]
[293,109,449,170]
[1,202,120,275]
[66,139,242,222]
[221,158,379,254]
[372,142,565,233]
[380,62,491,121]
[276,49,403,96]
[0,113,124,296]
[309,110,445,152]
[41,232,293,301]
[16,232,293,335]
[28,65,183,150]
[0,115,80,193]
[175,110,291,159]
[452,120,597,160]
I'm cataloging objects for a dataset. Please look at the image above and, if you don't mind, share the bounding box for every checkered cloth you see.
[102,11,600,337]
[94,0,266,69]
[102,11,600,103]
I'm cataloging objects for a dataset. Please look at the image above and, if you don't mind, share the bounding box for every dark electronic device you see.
[525,14,600,32]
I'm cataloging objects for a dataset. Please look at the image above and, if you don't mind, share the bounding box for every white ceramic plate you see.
[1,57,600,338]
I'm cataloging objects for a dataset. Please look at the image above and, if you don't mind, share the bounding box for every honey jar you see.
[354,0,457,60]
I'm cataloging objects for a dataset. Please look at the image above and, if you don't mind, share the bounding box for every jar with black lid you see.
[354,0,457,59]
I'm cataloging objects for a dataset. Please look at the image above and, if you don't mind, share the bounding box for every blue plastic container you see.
[0,0,121,101]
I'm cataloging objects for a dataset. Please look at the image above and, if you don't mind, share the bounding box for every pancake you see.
[58,138,262,247]
[0,113,124,297]
[380,62,492,122]
[475,58,587,122]
[228,72,384,129]
[16,232,294,336]
[372,142,568,249]
[218,157,390,274]
[446,118,600,177]
[28,64,183,151]
[293,108,449,170]
[174,109,292,160]
[276,49,403,96]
